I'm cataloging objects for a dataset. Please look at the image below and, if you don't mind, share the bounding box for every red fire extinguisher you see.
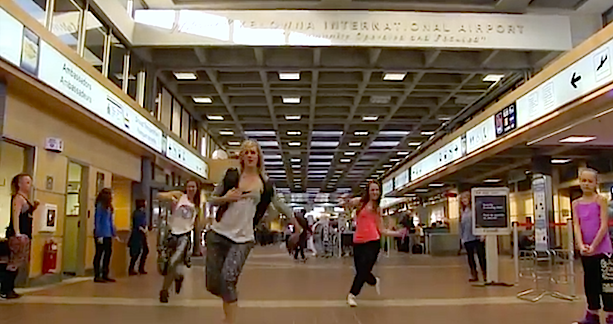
[42,240,58,274]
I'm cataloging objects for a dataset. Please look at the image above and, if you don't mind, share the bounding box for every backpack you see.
[215,168,274,228]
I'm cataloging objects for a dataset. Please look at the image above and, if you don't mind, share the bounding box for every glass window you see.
[52,0,84,51]
[172,99,182,137]
[153,82,162,120]
[181,109,190,141]
[108,33,128,89]
[14,0,47,24]
[161,87,172,129]
[83,11,106,73]
[127,53,144,99]
[605,5,613,26]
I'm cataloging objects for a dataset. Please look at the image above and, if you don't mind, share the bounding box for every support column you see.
[143,65,159,114]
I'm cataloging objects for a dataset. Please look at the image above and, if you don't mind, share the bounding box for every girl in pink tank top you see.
[573,168,613,324]
[341,181,406,307]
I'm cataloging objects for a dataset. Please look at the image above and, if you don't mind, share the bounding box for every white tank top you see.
[168,194,196,235]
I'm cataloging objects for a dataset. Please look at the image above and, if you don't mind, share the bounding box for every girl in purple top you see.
[573,168,613,324]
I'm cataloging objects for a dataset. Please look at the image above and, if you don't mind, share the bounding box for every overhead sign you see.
[0,7,207,179]
[134,10,572,50]
[466,115,496,154]
[395,170,409,190]
[382,180,394,196]
[495,102,517,137]
[411,136,464,181]
[471,187,511,235]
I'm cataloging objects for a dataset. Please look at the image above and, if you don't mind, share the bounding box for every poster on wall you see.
[40,204,57,232]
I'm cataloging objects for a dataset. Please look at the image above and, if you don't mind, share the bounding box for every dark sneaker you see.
[160,290,169,303]
[128,270,138,276]
[4,291,21,299]
[175,276,184,294]
[573,311,600,324]
[103,277,116,283]
[94,277,106,283]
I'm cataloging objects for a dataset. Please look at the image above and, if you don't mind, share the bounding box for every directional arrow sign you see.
[570,72,581,88]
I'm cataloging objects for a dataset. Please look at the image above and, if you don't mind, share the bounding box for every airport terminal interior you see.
[1,0,613,323]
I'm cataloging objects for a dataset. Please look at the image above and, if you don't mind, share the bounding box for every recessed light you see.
[551,159,572,164]
[354,131,369,136]
[370,95,391,104]
[312,141,340,147]
[429,183,444,187]
[371,141,400,147]
[335,170,344,173]
[421,131,435,136]
[292,164,301,169]
[173,72,197,80]
[349,142,362,147]
[380,130,410,136]
[193,96,212,104]
[228,141,241,146]
[376,170,385,173]
[362,116,379,122]
[383,72,407,81]
[483,74,505,82]
[484,179,502,183]
[265,161,284,166]
[287,131,302,136]
[382,164,392,168]
[288,142,301,147]
[408,142,422,147]
[340,158,351,163]
[397,151,410,155]
[437,116,452,121]
[264,154,282,160]
[290,158,301,163]
[312,130,343,137]
[559,136,597,143]
[344,151,356,156]
[283,96,301,104]
[390,158,400,162]
[415,189,429,193]
[219,130,234,136]
[244,130,276,137]
[207,115,224,121]
[259,141,279,147]
[285,115,302,120]
[279,72,300,80]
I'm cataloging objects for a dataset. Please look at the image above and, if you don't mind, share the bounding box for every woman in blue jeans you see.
[459,191,486,282]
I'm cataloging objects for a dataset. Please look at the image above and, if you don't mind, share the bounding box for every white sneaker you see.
[347,294,358,307]
[375,277,381,295]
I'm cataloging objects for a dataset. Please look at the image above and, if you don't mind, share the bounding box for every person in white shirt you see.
[208,140,301,324]
[157,179,200,303]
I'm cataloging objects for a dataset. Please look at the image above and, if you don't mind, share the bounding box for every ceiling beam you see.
[495,0,531,12]
[304,48,321,189]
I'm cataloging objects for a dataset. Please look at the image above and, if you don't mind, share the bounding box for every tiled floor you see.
[0,246,587,324]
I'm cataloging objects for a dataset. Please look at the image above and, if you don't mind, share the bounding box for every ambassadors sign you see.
[134,10,572,50]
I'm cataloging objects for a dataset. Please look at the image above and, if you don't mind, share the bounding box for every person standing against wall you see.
[1,174,38,299]
[128,199,149,276]
[459,191,486,282]
[93,188,118,283]
[572,169,613,324]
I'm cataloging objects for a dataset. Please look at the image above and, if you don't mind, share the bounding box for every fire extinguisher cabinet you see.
[42,240,58,274]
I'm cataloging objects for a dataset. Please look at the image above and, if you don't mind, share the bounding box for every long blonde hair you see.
[239,139,266,177]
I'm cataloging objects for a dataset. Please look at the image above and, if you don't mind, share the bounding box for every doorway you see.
[62,162,88,276]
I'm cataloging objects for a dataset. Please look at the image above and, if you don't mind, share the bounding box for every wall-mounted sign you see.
[472,187,510,235]
[410,135,464,181]
[0,7,208,179]
[134,10,572,51]
[40,203,57,232]
[382,179,394,196]
[495,102,516,137]
[394,170,409,190]
[166,136,208,178]
[466,115,496,154]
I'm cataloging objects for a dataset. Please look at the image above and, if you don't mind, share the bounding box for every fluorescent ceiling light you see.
[309,162,330,166]
[219,130,234,136]
[370,95,391,104]
[228,141,241,146]
[383,72,407,81]
[380,130,410,136]
[114,73,136,80]
[312,141,340,147]
[354,131,369,136]
[421,131,435,136]
[310,155,334,160]
[290,158,301,163]
[382,164,392,168]
[340,159,351,163]
[376,170,385,173]
[279,72,300,80]
[551,159,572,164]
[429,183,444,187]
[312,130,343,137]
[207,115,224,121]
[244,130,276,137]
[173,72,197,80]
[371,141,400,147]
[408,142,422,147]
[484,179,502,183]
[344,151,356,156]
[390,158,400,162]
[559,136,597,143]
[285,115,302,120]
[268,170,286,174]
[283,96,301,104]
[335,170,344,173]
[287,131,301,136]
[192,96,212,104]
[437,116,452,121]
[288,142,302,147]
[483,74,505,82]
[397,151,410,155]
[415,189,429,193]
[349,142,362,147]
[292,164,301,169]
[362,116,379,122]
[259,141,279,147]
[264,154,282,160]
[308,170,328,174]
